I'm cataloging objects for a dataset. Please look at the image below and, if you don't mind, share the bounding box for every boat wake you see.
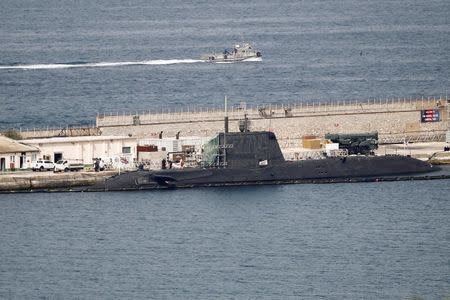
[0,59,205,70]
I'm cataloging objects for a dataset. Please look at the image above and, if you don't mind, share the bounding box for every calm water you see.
[1,1,450,298]
[0,0,449,129]
[0,181,449,299]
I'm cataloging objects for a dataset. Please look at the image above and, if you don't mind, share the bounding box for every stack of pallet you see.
[302,135,322,149]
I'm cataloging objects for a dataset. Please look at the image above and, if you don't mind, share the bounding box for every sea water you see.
[0,0,449,129]
[0,0,449,298]
[1,182,449,299]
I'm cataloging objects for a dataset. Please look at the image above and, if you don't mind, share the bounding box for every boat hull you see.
[203,56,262,63]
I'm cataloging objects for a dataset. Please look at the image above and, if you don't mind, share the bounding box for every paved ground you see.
[283,141,450,162]
[376,142,450,159]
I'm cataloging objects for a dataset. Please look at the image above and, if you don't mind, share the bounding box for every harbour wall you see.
[97,97,449,146]
[0,171,116,192]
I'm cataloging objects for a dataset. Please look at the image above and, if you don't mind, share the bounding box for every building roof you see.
[0,136,40,154]
[22,135,136,144]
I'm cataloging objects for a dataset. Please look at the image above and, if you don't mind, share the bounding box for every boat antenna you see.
[239,34,245,43]
[223,95,228,168]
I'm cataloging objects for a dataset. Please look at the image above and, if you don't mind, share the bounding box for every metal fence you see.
[2,125,99,139]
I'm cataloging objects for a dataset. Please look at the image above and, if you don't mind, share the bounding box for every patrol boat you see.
[201,43,262,62]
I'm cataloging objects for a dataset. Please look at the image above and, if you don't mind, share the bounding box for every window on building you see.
[122,147,131,154]
[10,156,15,162]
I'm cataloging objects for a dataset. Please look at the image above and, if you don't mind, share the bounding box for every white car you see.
[32,160,55,171]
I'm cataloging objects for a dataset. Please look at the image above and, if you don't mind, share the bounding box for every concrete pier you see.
[13,97,449,144]
[0,171,117,192]
[94,97,449,146]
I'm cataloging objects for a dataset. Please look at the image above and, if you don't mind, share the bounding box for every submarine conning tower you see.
[214,131,286,169]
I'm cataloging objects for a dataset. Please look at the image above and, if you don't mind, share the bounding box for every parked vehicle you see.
[32,160,55,171]
[54,160,84,172]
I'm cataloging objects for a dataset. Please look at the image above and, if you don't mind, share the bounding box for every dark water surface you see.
[0,0,449,129]
[1,181,449,299]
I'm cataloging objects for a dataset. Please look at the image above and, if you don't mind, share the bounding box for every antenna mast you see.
[223,95,228,168]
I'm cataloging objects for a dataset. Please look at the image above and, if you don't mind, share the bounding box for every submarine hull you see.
[83,155,438,191]
[75,132,440,192]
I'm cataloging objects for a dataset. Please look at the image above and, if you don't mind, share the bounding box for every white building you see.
[0,135,40,171]
[22,136,137,168]
[19,135,213,171]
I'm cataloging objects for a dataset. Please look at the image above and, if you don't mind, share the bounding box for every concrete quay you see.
[95,97,449,146]
[376,142,450,164]
[0,171,117,192]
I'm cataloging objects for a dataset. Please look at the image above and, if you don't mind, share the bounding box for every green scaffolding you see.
[201,135,220,167]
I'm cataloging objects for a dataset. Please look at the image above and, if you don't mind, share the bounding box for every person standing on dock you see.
[94,159,100,172]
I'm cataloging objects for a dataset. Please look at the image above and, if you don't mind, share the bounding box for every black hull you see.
[81,155,439,191]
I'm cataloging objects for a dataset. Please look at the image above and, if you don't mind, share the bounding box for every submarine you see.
[81,130,439,192]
